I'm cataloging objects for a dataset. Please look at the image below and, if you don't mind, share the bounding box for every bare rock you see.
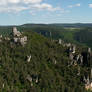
[58,39,62,44]
[13,27,21,37]
[88,48,91,53]
[69,53,74,60]
[35,77,39,83]
[26,75,32,83]
[27,55,31,62]
[13,37,19,43]
[20,36,27,46]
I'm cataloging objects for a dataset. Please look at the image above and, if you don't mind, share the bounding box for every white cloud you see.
[30,3,61,11]
[8,0,20,4]
[0,5,27,12]
[68,3,81,8]
[0,0,42,5]
[23,0,42,4]
[0,0,7,5]
[76,3,81,7]
[0,0,61,13]
[89,4,92,8]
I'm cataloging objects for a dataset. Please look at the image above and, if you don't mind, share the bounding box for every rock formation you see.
[26,75,33,86]
[26,75,32,83]
[0,35,2,42]
[12,27,27,46]
[84,69,92,91]
[13,27,21,37]
[58,39,62,44]
[88,48,91,54]
[27,55,31,62]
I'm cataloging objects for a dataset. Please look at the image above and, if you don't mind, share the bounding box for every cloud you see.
[68,3,81,8]
[8,0,20,4]
[89,4,92,8]
[23,0,42,4]
[0,0,61,13]
[30,3,61,11]
[0,6,27,12]
[0,0,42,5]
[76,3,81,7]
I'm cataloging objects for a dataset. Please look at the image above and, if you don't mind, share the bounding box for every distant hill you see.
[50,23,92,28]
[0,23,92,48]
[21,23,92,28]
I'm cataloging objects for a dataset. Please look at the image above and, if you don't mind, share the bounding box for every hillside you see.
[0,24,92,48]
[0,27,92,92]
[21,23,92,28]
[74,28,92,47]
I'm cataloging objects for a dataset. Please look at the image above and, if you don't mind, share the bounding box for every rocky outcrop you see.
[84,76,92,91]
[58,39,63,44]
[68,45,76,54]
[19,36,27,46]
[84,68,92,91]
[27,55,31,62]
[57,38,92,67]
[13,27,21,37]
[85,82,92,91]
[4,37,10,41]
[0,35,2,42]
[12,27,27,46]
[13,36,27,45]
[88,48,91,54]
[26,75,33,86]
[26,74,39,86]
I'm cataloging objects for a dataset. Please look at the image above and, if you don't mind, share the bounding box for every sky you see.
[0,0,92,25]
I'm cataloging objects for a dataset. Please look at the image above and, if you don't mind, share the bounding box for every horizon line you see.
[0,22,92,26]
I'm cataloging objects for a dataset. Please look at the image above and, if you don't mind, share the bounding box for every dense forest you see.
[0,24,92,47]
[0,25,92,92]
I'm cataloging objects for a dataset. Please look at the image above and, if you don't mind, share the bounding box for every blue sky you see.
[0,0,92,25]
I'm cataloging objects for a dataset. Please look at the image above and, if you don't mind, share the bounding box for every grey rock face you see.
[27,55,32,62]
[72,45,76,54]
[69,53,74,60]
[80,55,83,64]
[19,36,27,46]
[65,43,71,47]
[0,39,2,42]
[26,75,32,83]
[13,37,19,43]
[13,27,21,37]
[12,27,27,46]
[58,39,62,44]
[90,68,92,79]
[0,35,2,38]
[5,37,10,41]
[84,69,92,91]
[68,45,76,54]
[77,67,80,76]
[35,77,39,83]
[76,55,80,61]
[0,35,2,42]
[88,48,91,53]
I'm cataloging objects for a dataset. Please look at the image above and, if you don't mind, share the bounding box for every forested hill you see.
[21,23,92,28]
[0,23,92,47]
[0,28,92,92]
